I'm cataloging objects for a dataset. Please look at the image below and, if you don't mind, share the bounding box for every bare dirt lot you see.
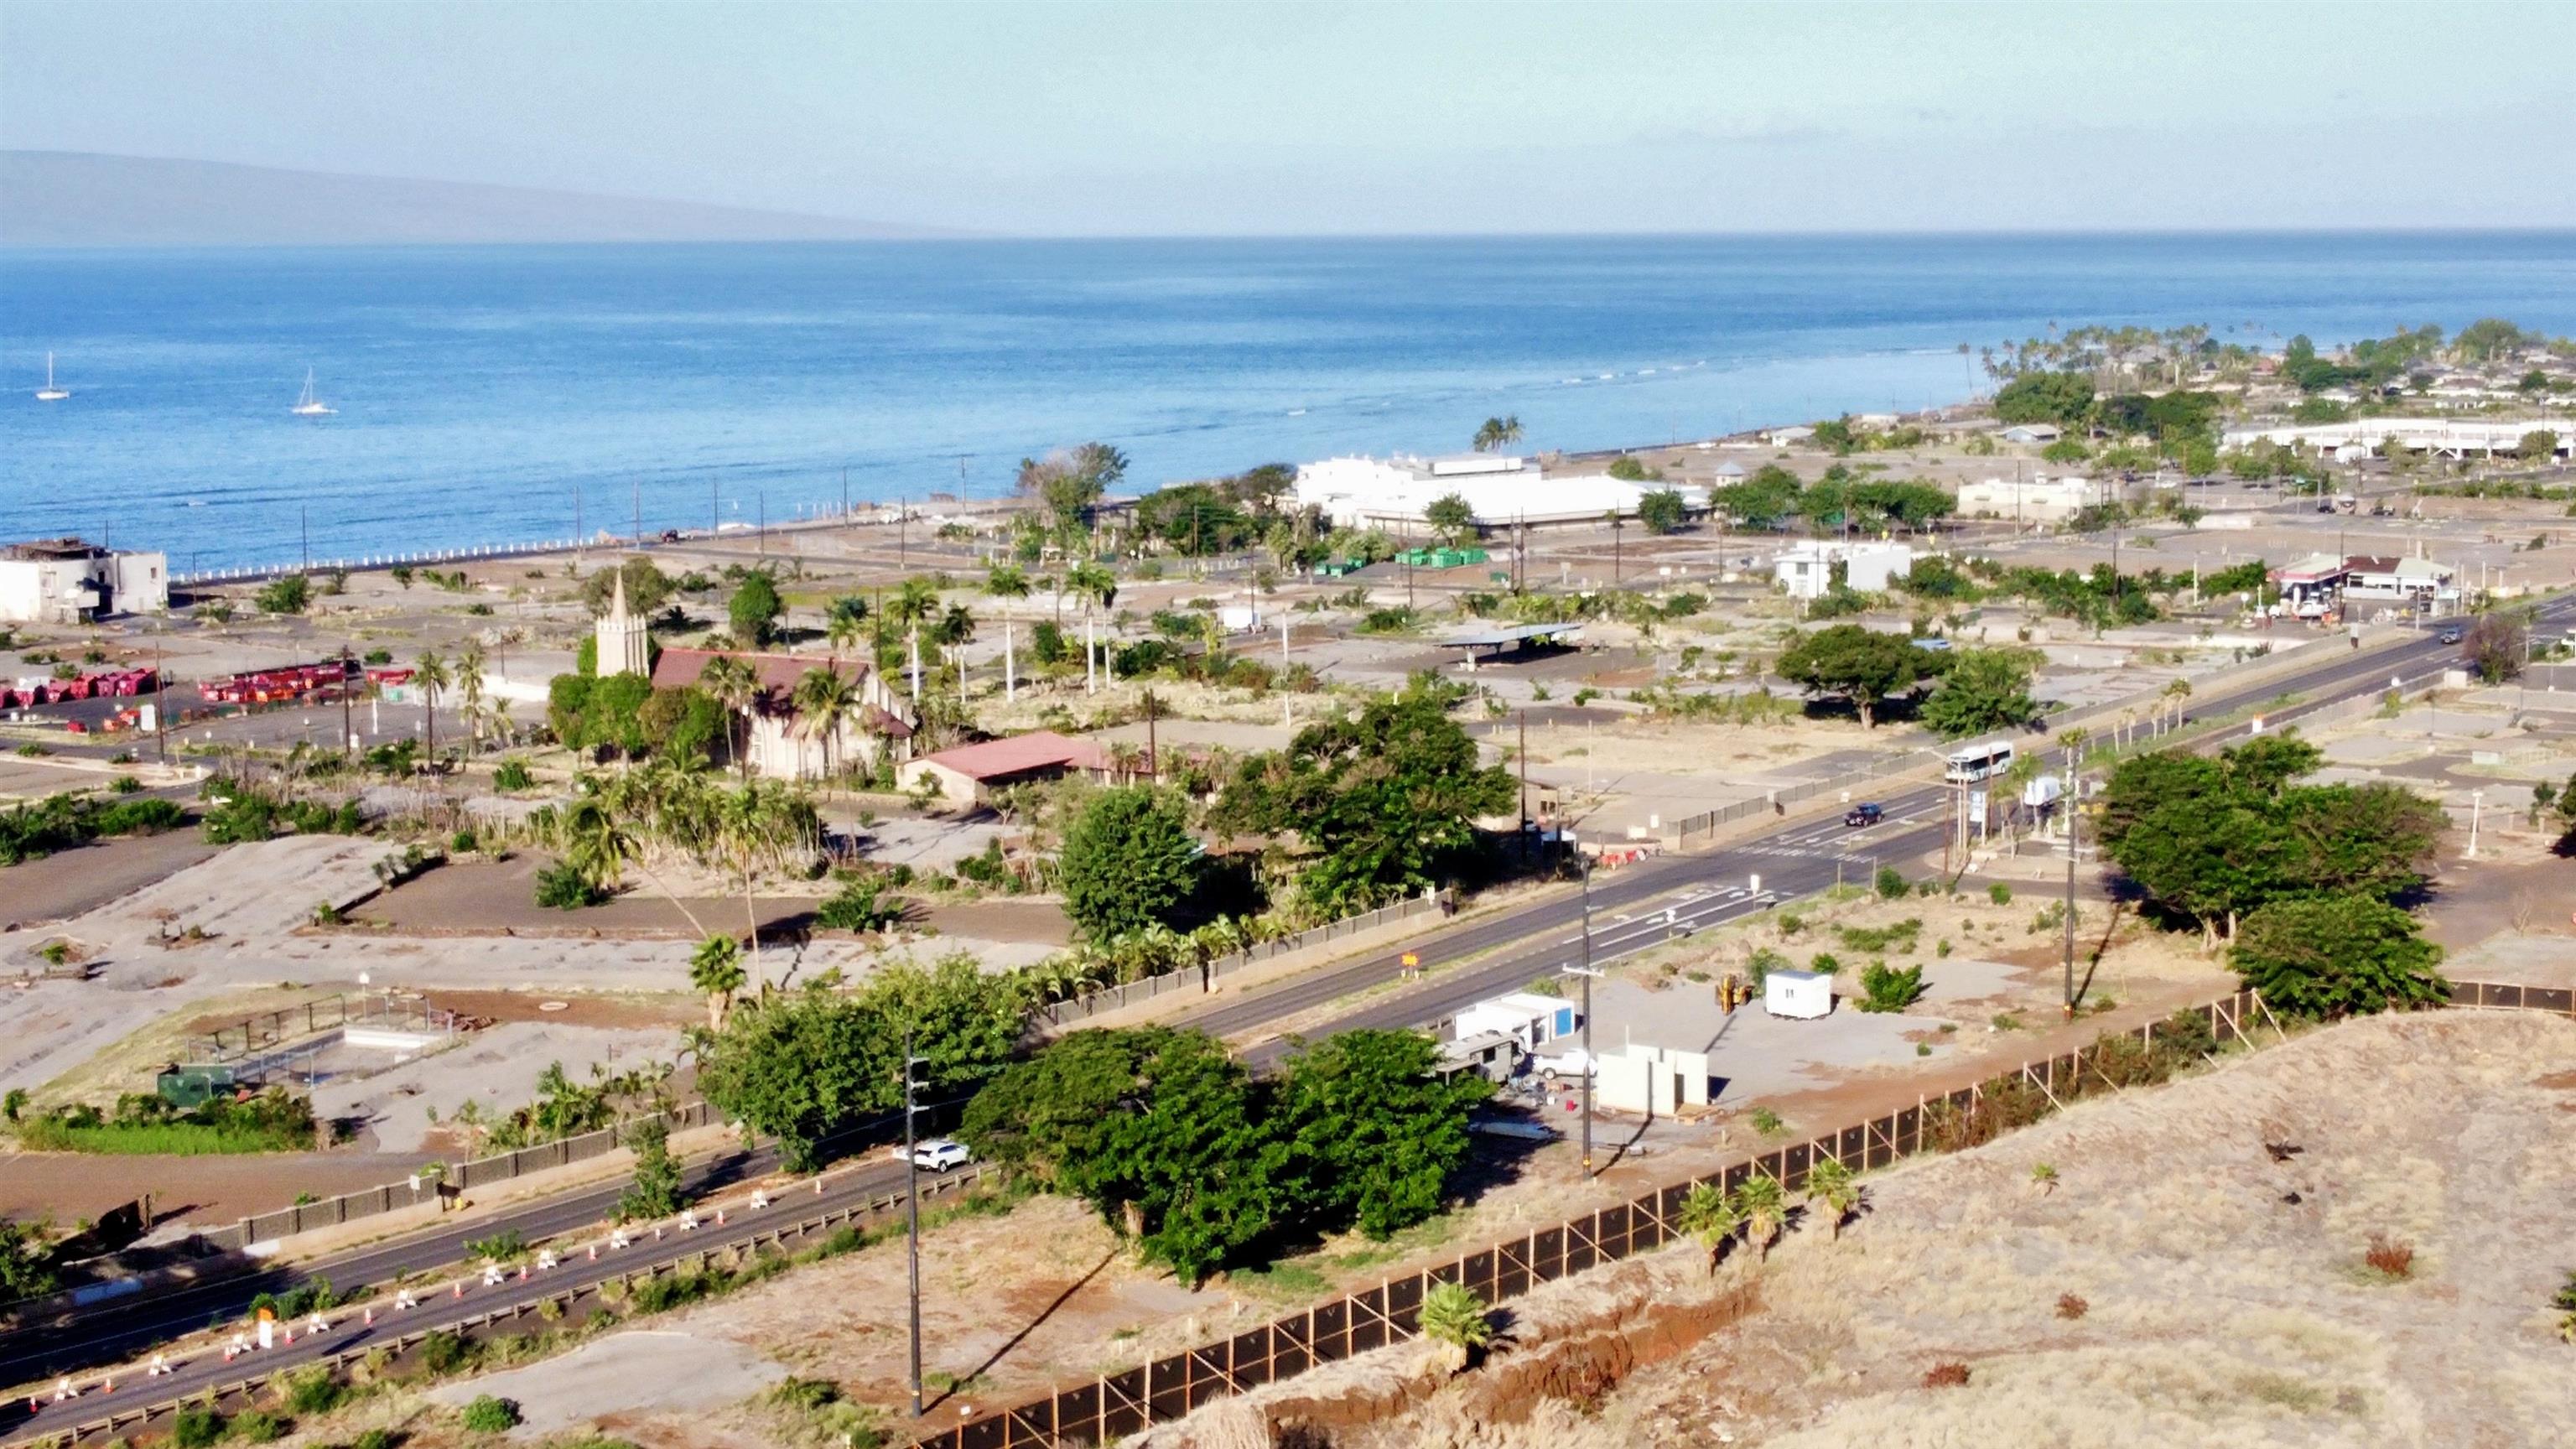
[1143,1010,2576,1449]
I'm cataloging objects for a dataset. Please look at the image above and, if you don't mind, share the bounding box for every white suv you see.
[908,1138,973,1172]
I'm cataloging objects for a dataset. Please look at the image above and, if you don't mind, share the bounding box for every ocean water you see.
[4,231,2573,574]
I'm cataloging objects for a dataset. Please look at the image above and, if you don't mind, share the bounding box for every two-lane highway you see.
[5,608,2546,1439]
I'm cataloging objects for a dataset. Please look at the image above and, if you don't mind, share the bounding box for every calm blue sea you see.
[4,232,2573,574]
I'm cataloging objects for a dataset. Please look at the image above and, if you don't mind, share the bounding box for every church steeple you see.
[596,565,652,677]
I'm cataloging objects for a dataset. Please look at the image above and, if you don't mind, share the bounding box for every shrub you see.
[1922,1361,1971,1388]
[2362,1233,2415,1281]
[533,860,605,911]
[1872,865,1907,899]
[1987,881,2012,906]
[1856,962,1927,1013]
[1749,1107,1784,1136]
[230,1410,288,1442]
[171,1405,226,1448]
[285,1365,346,1415]
[814,877,904,932]
[460,1395,522,1433]
[110,774,143,794]
[491,758,536,792]
[419,1329,474,1374]
[2055,1292,2089,1320]
[467,1229,525,1263]
[350,1432,401,1449]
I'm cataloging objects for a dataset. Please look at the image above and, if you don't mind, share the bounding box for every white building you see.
[1771,540,1916,600]
[1997,423,2062,444]
[0,538,169,624]
[2222,418,2570,460]
[1452,991,1581,1052]
[1955,475,2116,524]
[1293,453,1702,531]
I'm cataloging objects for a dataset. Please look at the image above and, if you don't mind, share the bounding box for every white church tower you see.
[596,569,652,677]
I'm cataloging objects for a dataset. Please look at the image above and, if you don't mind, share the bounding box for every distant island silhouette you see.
[0,150,961,247]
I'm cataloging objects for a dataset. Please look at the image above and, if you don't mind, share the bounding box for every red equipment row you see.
[197,661,357,705]
[2,668,159,709]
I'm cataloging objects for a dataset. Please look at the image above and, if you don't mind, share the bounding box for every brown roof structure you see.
[910,730,1109,784]
[650,648,910,737]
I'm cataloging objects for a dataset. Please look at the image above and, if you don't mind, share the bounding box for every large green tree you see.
[696,953,1027,1171]
[1214,690,1514,911]
[728,570,784,647]
[581,556,673,618]
[1916,647,2039,739]
[1274,1030,1489,1239]
[2232,896,2447,1019]
[1993,371,2096,427]
[1422,493,1478,547]
[1636,487,1688,536]
[1774,625,1941,729]
[1058,787,1202,941]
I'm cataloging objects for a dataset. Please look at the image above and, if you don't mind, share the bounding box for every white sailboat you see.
[292,368,335,417]
[35,352,69,402]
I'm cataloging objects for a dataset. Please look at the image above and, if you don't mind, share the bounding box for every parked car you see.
[1532,1046,1597,1084]
[904,1138,973,1172]
[1845,802,1884,828]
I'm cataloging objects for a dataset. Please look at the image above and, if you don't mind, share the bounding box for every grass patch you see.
[1230,1261,1331,1297]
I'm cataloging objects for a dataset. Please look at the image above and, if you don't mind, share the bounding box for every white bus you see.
[1945,740,2016,784]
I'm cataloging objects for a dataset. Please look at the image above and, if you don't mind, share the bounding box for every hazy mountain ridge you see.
[0,151,956,247]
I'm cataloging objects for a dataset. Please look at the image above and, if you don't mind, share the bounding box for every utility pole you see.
[340,645,355,763]
[2062,747,2080,1019]
[758,491,766,558]
[1518,709,1530,859]
[301,506,310,576]
[574,486,584,563]
[1144,690,1159,782]
[841,467,849,522]
[900,496,908,571]
[710,479,719,538]
[153,632,169,766]
[903,1025,926,1419]
[633,478,641,545]
[1565,848,1601,1174]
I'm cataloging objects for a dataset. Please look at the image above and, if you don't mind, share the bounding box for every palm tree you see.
[1729,1172,1788,1264]
[718,783,771,948]
[698,655,761,783]
[1415,1281,1495,1374]
[1472,415,1523,454]
[790,666,862,781]
[1065,562,1117,617]
[889,578,941,702]
[2161,677,2193,734]
[483,697,516,752]
[825,596,870,656]
[688,933,745,1031]
[1804,1158,1859,1242]
[413,650,451,776]
[1675,1182,1742,1278]
[982,564,1031,610]
[453,641,487,757]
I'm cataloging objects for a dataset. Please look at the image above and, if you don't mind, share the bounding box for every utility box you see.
[1764,969,1833,1021]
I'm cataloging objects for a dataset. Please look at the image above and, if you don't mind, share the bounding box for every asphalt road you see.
[2,608,2543,1437]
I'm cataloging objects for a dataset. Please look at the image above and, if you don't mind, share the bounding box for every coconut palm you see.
[1472,415,1523,454]
[790,665,863,782]
[1804,1158,1859,1242]
[698,655,761,783]
[719,784,771,947]
[413,650,451,775]
[2161,676,2193,733]
[1729,1172,1788,1264]
[688,933,746,1031]
[453,641,488,757]
[825,596,870,655]
[1415,1281,1494,1374]
[982,564,1031,610]
[1065,561,1117,617]
[1675,1182,1742,1277]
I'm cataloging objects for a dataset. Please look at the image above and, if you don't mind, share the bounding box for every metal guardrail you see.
[23,1166,990,1446]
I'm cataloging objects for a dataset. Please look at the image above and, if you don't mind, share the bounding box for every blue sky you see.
[5,0,2572,235]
